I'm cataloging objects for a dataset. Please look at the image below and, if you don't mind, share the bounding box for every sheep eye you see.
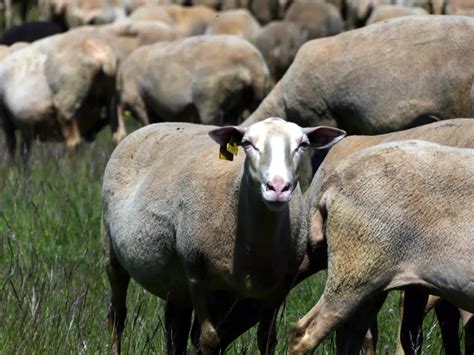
[242,140,258,151]
[296,141,309,153]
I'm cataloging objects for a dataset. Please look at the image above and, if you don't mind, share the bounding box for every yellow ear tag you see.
[219,136,238,161]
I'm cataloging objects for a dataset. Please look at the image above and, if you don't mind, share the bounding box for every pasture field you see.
[0,122,451,354]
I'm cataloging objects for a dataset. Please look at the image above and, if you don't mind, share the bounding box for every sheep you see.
[289,139,474,354]
[243,16,474,133]
[303,118,474,354]
[366,4,428,25]
[254,21,308,83]
[117,35,271,126]
[101,117,345,353]
[0,28,118,159]
[95,20,179,64]
[283,1,343,40]
[204,8,261,42]
[129,3,215,37]
[123,0,169,15]
[66,0,126,27]
[445,0,474,16]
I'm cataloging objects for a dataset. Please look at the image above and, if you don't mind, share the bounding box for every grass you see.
[0,120,452,354]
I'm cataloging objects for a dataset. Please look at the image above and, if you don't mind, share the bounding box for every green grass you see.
[0,122,449,354]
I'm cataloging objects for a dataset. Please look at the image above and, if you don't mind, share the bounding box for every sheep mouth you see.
[262,198,290,212]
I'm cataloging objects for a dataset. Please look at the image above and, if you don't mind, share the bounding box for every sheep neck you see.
[236,164,291,257]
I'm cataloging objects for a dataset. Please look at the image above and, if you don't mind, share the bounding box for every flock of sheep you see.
[1,0,473,354]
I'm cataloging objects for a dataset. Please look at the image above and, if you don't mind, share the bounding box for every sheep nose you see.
[266,176,291,194]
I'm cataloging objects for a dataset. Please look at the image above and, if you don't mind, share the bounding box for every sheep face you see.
[209,117,346,212]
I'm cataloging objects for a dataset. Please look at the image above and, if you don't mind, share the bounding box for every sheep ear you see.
[209,126,246,161]
[209,126,246,147]
[304,126,346,149]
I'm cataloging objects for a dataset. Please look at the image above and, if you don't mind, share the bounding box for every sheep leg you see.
[257,305,279,354]
[195,98,221,126]
[190,297,261,353]
[362,325,378,355]
[189,294,264,353]
[109,96,126,145]
[103,221,130,355]
[119,83,151,126]
[105,257,129,355]
[396,292,438,354]
[189,279,220,354]
[399,286,429,355]
[434,300,461,355]
[395,292,406,354]
[335,292,387,355]
[425,294,441,313]
[58,114,81,153]
[124,95,150,126]
[290,291,371,354]
[164,302,192,355]
[215,300,260,350]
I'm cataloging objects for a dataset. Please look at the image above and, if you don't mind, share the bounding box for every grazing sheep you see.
[118,35,271,126]
[344,0,380,28]
[254,20,308,83]
[188,0,290,23]
[39,0,128,28]
[123,0,169,14]
[101,118,346,353]
[283,1,343,40]
[366,4,428,25]
[129,4,216,36]
[247,0,291,24]
[0,29,118,159]
[66,0,126,27]
[446,0,474,16]
[96,20,179,64]
[0,20,181,159]
[243,16,474,133]
[204,8,260,42]
[290,138,474,353]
